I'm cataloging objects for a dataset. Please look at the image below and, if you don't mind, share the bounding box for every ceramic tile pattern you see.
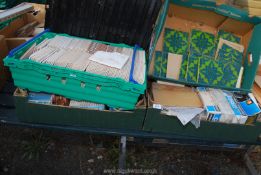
[198,57,223,86]
[163,28,189,55]
[156,28,243,88]
[217,44,243,64]
[217,30,241,44]
[186,54,201,83]
[178,54,188,81]
[154,51,168,78]
[216,44,243,88]
[154,51,162,77]
[190,30,216,57]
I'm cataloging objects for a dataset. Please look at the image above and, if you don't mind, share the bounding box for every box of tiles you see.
[148,0,261,91]
[144,0,261,144]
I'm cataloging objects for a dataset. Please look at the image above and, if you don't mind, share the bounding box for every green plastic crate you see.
[4,31,146,110]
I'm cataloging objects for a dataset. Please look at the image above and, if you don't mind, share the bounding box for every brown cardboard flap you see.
[257,65,261,76]
[218,18,254,36]
[25,3,46,27]
[253,83,261,105]
[5,37,31,50]
[0,3,45,37]
[255,75,261,88]
[234,0,261,9]
[170,4,227,28]
[241,29,253,58]
[150,83,203,108]
[0,15,27,37]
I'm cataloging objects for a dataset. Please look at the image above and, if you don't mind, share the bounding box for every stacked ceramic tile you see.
[26,35,146,85]
[154,28,245,88]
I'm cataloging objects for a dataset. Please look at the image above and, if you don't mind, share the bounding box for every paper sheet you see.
[89,51,129,69]
[166,53,182,79]
[162,107,204,127]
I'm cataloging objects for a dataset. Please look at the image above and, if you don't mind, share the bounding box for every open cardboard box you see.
[144,82,261,144]
[0,3,45,37]
[142,0,261,144]
[149,2,261,91]
[13,88,147,130]
[0,3,45,90]
[0,35,31,90]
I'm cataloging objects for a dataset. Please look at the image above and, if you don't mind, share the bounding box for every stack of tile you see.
[154,28,244,88]
[25,35,146,85]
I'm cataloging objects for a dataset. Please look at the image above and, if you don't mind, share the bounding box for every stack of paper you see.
[69,100,105,110]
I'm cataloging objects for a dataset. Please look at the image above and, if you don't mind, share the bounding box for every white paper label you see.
[153,104,162,110]
[89,51,129,69]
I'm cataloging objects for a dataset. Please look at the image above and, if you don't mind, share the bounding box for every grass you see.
[21,130,50,160]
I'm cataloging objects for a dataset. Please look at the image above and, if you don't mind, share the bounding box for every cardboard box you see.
[144,82,261,144]
[142,1,261,143]
[0,35,30,90]
[0,3,45,90]
[14,89,147,130]
[149,0,261,91]
[0,3,45,37]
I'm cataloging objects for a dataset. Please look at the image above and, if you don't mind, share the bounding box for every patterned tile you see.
[161,52,168,78]
[216,43,242,88]
[190,30,216,57]
[217,44,243,65]
[217,59,242,88]
[186,54,201,83]
[153,51,168,78]
[198,57,223,86]
[163,28,189,55]
[217,30,241,44]
[178,54,188,81]
[158,28,242,88]
[154,51,162,77]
